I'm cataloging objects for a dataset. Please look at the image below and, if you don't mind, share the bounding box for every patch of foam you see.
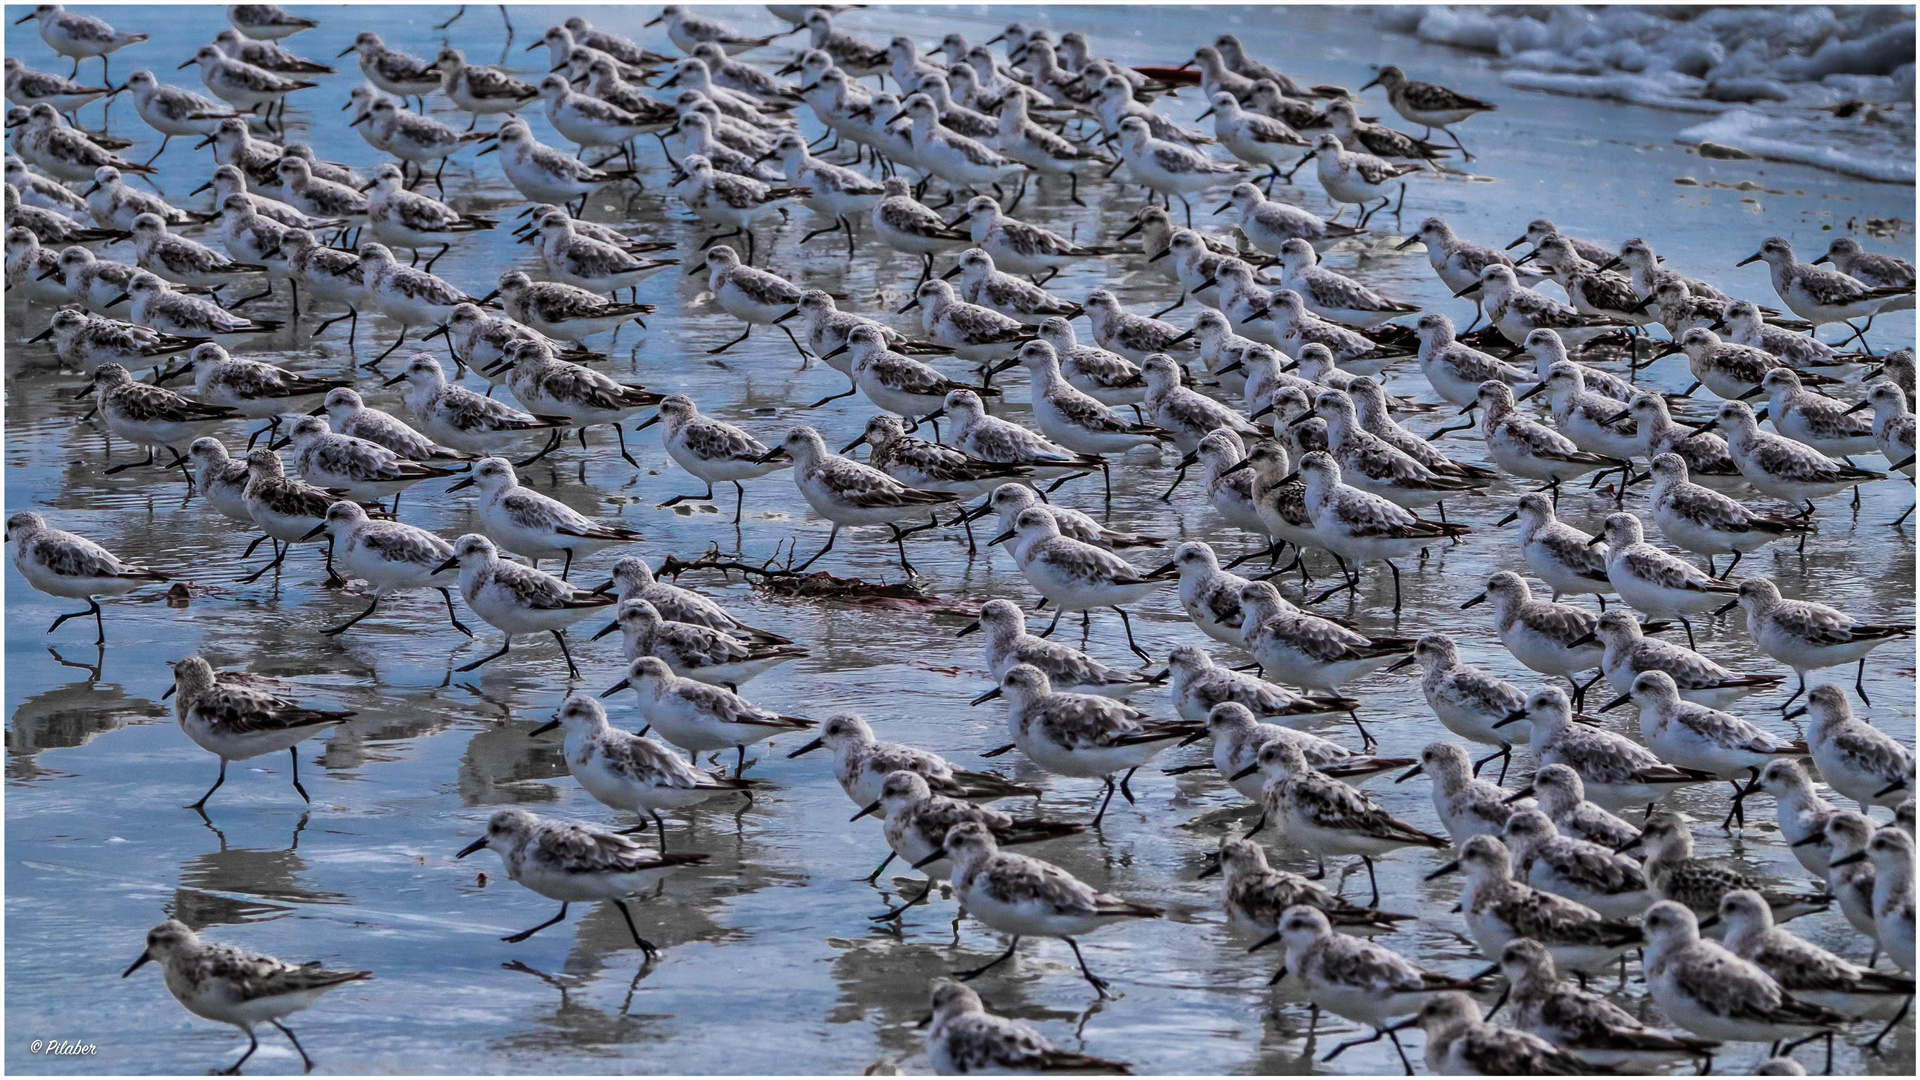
[1678,109,1916,184]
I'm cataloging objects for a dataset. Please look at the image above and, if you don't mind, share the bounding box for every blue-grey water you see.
[5,4,1915,1075]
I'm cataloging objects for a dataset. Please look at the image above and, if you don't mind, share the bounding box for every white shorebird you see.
[1235,580,1412,717]
[603,655,812,773]
[1410,311,1532,408]
[1594,512,1735,648]
[1427,834,1643,975]
[1721,888,1914,1024]
[1162,648,1357,733]
[1760,367,1877,459]
[1604,669,1805,828]
[6,510,168,642]
[306,501,467,638]
[1745,759,1840,877]
[1623,812,1831,929]
[1813,811,1883,951]
[529,695,751,850]
[1579,609,1783,710]
[592,556,788,647]
[592,597,806,688]
[489,269,649,346]
[17,5,147,81]
[990,508,1166,662]
[1293,450,1467,610]
[1473,380,1624,500]
[432,533,617,677]
[489,340,664,467]
[949,194,1113,279]
[1395,741,1514,845]
[1640,900,1845,1054]
[1296,132,1422,227]
[948,251,1081,328]
[1501,808,1651,920]
[763,426,956,576]
[838,325,995,423]
[1206,836,1415,950]
[633,395,788,524]
[1008,340,1168,502]
[483,119,632,209]
[1788,684,1914,813]
[84,361,242,477]
[455,806,706,957]
[1460,264,1632,347]
[1112,115,1247,226]
[180,43,316,127]
[1643,453,1811,576]
[1390,992,1623,1077]
[1483,938,1718,1069]
[237,448,342,583]
[1839,827,1915,977]
[1738,235,1913,341]
[922,981,1129,1073]
[446,457,641,579]
[1254,905,1483,1073]
[1392,633,1527,780]
[1493,493,1611,605]
[1494,686,1711,810]
[170,344,341,450]
[382,353,565,459]
[279,414,459,511]
[121,919,368,1076]
[1510,763,1641,851]
[938,392,1100,486]
[916,818,1162,997]
[337,31,440,104]
[787,713,1036,811]
[1608,391,1747,492]
[166,655,350,809]
[1722,577,1911,708]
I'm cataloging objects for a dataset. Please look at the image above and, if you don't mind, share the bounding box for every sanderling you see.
[1580,608,1781,710]
[364,164,495,269]
[919,818,1162,996]
[121,919,368,1075]
[1745,759,1839,877]
[993,91,1109,207]
[1722,888,1913,1028]
[1113,116,1247,226]
[358,99,492,194]
[905,278,1037,369]
[1392,633,1527,779]
[1850,381,1918,512]
[1082,289,1200,367]
[1527,360,1641,468]
[490,270,649,347]
[1148,540,1263,646]
[1461,570,1611,700]
[961,599,1155,699]
[991,508,1166,661]
[1031,318,1156,410]
[1206,837,1413,949]
[166,654,350,808]
[7,157,91,220]
[306,501,467,637]
[435,303,579,383]
[1460,264,1633,347]
[482,120,631,208]
[1197,92,1308,189]
[1594,512,1735,648]
[690,243,808,355]
[1817,811,1884,949]
[951,195,1113,280]
[594,598,806,689]
[84,361,241,477]
[426,47,534,127]
[603,655,813,773]
[1278,239,1420,328]
[1143,355,1262,455]
[869,176,971,278]
[973,483,1156,553]
[760,131,881,255]
[979,664,1199,825]
[280,414,459,512]
[945,249,1080,326]
[1522,234,1650,329]
[1623,812,1831,929]
[1495,686,1710,810]
[1511,763,1642,851]
[1654,326,1828,402]
[489,340,664,467]
[1307,388,1484,512]
[765,425,959,575]
[529,695,751,851]
[129,213,265,292]
[382,353,564,459]
[788,713,1036,811]
[1009,341,1168,501]
[1186,429,1268,537]
[1843,826,1915,975]
[922,980,1130,1074]
[52,246,140,314]
[18,4,146,81]
[839,326,996,425]
[890,93,1024,193]
[1255,905,1480,1071]
[1294,451,1467,610]
[1429,834,1643,975]
[433,533,616,677]
[1244,739,1446,907]
[319,387,465,471]
[1515,332,1634,407]
[1718,299,1871,372]
[940,392,1101,484]
[1760,368,1876,461]
[176,342,342,446]
[1118,206,1246,284]
[1606,668,1804,827]
[5,510,168,642]
[857,770,1083,916]
[1163,647,1356,730]
[1608,392,1746,492]
[630,395,786,523]
[1501,808,1651,920]
[86,166,203,230]
[1643,454,1810,577]
[794,10,887,76]
[1472,381,1623,500]
[337,31,440,103]
[594,556,788,648]
[1641,900,1846,1054]
[1235,575,1416,703]
[185,438,250,523]
[1399,217,1535,311]
[1396,741,1514,845]
[1724,576,1912,709]
[445,457,640,578]
[1392,992,1617,1077]
[648,5,776,55]
[1409,312,1531,408]
[1196,699,1403,800]
[1703,399,1888,507]
[1789,684,1914,813]
[456,806,706,957]
[229,5,319,40]
[16,102,152,181]
[1492,493,1611,606]
[180,43,317,127]
[1218,183,1362,258]
[4,55,109,114]
[357,242,489,362]
[1296,132,1420,228]
[239,448,343,582]
[32,306,195,376]
[1739,236,1913,339]
[1485,938,1717,1069]
[1813,236,1915,315]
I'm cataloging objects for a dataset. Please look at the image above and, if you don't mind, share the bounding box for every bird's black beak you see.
[299,523,327,541]
[1460,592,1487,609]
[1386,655,1415,673]
[911,848,947,870]
[1424,859,1460,881]
[446,476,476,492]
[1451,282,1482,299]
[1503,785,1534,805]
[1735,252,1763,267]
[600,677,631,699]
[590,620,620,642]
[850,799,882,822]
[1597,692,1630,713]
[1828,850,1867,867]
[956,619,981,637]
[1492,710,1524,730]
[1227,763,1258,782]
[969,686,1003,706]
[986,528,1015,547]
[529,719,560,737]
[122,950,153,977]
[431,555,460,574]
[786,737,826,759]
[1515,381,1548,403]
[1394,763,1423,783]
[456,836,488,858]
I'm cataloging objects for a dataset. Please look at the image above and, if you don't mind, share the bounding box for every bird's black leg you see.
[456,635,512,672]
[1063,936,1111,997]
[612,899,660,958]
[550,630,581,679]
[219,1028,260,1075]
[502,902,569,942]
[321,596,380,636]
[186,759,228,810]
[954,936,1020,980]
[269,1020,313,1073]
[437,587,473,636]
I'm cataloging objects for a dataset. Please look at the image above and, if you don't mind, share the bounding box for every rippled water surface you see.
[6,4,1916,1075]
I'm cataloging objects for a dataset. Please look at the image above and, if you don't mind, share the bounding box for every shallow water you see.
[5,4,1916,1076]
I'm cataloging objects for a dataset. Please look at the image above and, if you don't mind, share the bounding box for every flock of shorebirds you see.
[5,3,1919,1075]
